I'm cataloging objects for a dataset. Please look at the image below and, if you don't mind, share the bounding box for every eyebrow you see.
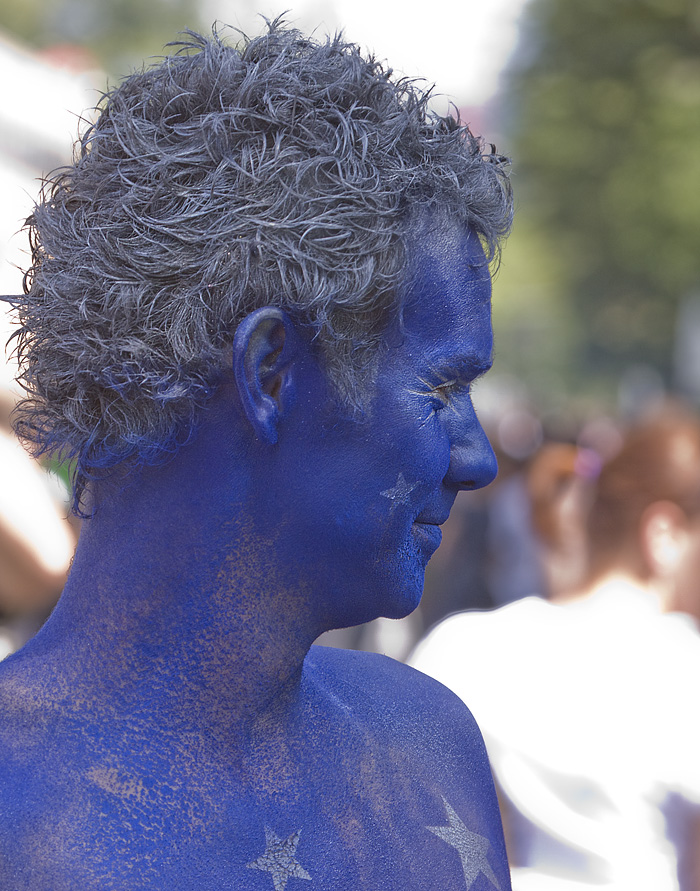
[429,354,493,383]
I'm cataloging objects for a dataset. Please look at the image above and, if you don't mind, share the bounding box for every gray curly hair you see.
[9,20,512,512]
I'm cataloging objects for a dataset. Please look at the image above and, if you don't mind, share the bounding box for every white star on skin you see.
[246,826,312,891]
[380,472,419,513]
[427,797,502,891]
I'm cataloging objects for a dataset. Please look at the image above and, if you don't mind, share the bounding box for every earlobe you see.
[641,501,687,577]
[232,308,300,445]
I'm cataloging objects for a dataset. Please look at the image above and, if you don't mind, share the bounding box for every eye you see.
[430,378,466,411]
[408,374,471,415]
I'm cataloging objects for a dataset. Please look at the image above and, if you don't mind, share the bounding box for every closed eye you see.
[408,372,473,413]
[431,378,459,405]
[431,378,474,414]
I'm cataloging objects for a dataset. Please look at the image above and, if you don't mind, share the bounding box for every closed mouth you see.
[413,514,449,527]
[412,521,443,550]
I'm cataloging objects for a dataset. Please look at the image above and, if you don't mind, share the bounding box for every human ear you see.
[232,307,300,445]
[641,501,688,578]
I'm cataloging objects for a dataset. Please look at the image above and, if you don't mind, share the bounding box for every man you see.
[0,23,513,890]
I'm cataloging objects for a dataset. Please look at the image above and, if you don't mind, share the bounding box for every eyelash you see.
[430,378,468,411]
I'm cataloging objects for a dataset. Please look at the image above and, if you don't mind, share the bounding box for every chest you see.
[3,746,505,891]
[155,799,503,891]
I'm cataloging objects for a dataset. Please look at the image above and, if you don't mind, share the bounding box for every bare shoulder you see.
[0,653,76,884]
[0,647,511,890]
[303,645,510,888]
[0,647,70,776]
[306,643,483,720]
[0,652,57,757]
[305,644,496,793]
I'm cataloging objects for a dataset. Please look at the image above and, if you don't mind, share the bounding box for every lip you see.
[414,514,450,526]
[412,521,443,553]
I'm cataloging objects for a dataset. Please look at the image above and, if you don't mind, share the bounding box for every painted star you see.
[380,472,418,513]
[427,797,502,890]
[246,826,312,891]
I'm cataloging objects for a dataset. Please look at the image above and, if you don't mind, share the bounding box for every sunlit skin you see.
[0,217,509,890]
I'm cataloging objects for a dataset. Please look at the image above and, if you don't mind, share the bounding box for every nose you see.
[444,410,498,491]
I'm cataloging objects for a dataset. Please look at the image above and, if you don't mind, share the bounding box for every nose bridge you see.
[446,402,497,490]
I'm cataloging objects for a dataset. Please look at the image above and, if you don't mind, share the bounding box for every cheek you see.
[390,413,452,485]
[427,419,452,480]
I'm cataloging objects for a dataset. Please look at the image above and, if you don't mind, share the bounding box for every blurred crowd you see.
[0,391,75,658]
[0,31,96,657]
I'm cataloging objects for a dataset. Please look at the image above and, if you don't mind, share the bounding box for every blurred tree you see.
[499,0,700,401]
[0,0,218,76]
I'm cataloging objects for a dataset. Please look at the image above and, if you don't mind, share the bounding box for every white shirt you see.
[409,582,700,891]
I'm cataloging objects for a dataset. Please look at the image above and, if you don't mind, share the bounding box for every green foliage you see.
[0,0,213,76]
[499,0,700,404]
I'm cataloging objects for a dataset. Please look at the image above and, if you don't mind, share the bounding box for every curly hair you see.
[9,20,513,511]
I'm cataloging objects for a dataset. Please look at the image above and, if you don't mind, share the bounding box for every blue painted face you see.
[280,217,497,629]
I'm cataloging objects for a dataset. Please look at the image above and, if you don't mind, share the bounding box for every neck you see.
[26,404,323,739]
[553,569,666,609]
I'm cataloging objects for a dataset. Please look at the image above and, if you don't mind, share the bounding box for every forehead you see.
[391,220,493,369]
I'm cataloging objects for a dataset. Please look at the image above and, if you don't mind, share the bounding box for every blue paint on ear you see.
[233,308,301,445]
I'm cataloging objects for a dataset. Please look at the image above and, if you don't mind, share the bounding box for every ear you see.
[232,307,301,445]
[641,501,688,578]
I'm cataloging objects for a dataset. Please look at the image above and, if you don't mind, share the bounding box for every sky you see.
[202,0,531,111]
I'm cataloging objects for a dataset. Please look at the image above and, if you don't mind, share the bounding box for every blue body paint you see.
[0,24,512,890]
[0,218,509,889]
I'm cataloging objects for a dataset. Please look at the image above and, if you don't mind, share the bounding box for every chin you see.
[332,570,425,629]
[381,593,422,621]
[376,548,427,620]
[324,540,429,628]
